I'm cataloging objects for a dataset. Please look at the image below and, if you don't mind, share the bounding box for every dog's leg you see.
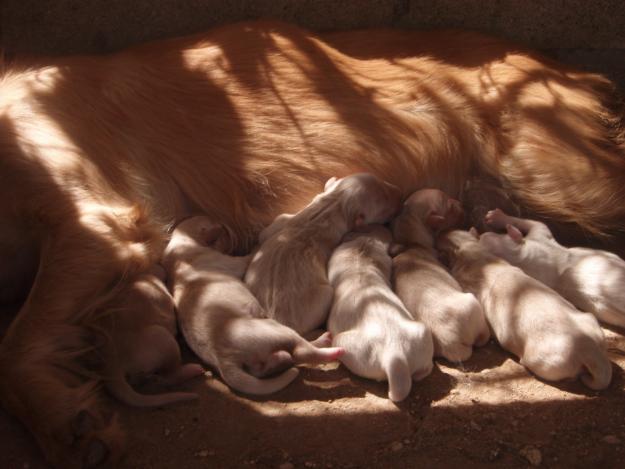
[491,83,625,237]
[0,206,164,467]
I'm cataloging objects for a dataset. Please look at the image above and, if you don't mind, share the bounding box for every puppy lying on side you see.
[102,268,204,407]
[245,173,402,334]
[391,189,490,361]
[327,225,433,402]
[437,229,612,390]
[483,208,625,328]
[162,216,344,395]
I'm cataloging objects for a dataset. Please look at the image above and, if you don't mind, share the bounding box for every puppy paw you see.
[484,208,507,229]
[161,363,205,385]
[51,408,124,469]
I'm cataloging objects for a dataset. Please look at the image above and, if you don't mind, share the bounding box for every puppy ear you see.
[324,176,339,191]
[469,227,479,238]
[506,224,524,244]
[426,212,447,229]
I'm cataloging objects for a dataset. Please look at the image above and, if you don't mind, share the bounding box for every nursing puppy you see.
[392,189,490,361]
[4,20,625,466]
[245,173,402,334]
[101,269,204,407]
[482,208,625,328]
[437,230,612,390]
[162,216,344,395]
[327,225,433,402]
[392,188,465,250]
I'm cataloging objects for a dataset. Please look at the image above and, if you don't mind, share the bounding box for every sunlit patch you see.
[31,67,62,92]
[14,112,84,184]
[195,361,400,418]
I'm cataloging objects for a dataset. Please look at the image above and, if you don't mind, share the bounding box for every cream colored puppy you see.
[327,225,433,402]
[245,173,402,334]
[162,216,344,395]
[103,269,204,407]
[437,229,612,390]
[391,189,489,361]
[482,208,625,329]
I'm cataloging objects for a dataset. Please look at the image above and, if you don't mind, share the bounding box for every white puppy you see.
[245,173,402,334]
[327,225,434,402]
[162,216,344,395]
[481,208,625,329]
[391,189,490,361]
[437,229,612,390]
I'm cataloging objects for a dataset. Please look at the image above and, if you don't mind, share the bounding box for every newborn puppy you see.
[392,189,489,361]
[327,225,433,402]
[437,229,612,390]
[245,173,402,334]
[392,188,464,249]
[103,269,204,407]
[482,208,625,328]
[162,216,344,395]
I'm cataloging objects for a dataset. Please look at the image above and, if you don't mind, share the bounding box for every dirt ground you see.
[3,310,625,469]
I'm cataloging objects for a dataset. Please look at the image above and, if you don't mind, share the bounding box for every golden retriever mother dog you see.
[1,20,624,468]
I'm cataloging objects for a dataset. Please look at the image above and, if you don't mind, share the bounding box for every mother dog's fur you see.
[1,20,625,467]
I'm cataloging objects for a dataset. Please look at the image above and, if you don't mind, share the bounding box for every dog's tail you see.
[219,363,300,395]
[105,375,198,408]
[580,349,613,390]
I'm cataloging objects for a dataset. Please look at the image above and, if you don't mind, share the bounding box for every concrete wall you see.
[3,1,625,87]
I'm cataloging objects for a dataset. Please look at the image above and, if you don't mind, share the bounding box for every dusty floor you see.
[2,315,625,468]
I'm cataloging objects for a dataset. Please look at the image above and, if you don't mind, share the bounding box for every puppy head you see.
[343,224,393,247]
[172,216,229,251]
[331,173,402,227]
[435,229,480,264]
[393,189,464,246]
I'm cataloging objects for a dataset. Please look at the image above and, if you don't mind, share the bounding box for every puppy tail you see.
[580,351,612,390]
[106,375,198,408]
[385,356,413,402]
[220,364,300,395]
